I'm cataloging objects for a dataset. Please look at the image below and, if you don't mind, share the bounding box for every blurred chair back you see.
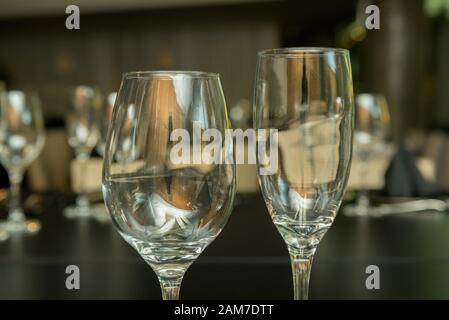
[405,129,449,192]
[27,128,71,192]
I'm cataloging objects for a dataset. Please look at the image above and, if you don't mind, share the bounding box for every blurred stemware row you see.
[0,86,119,237]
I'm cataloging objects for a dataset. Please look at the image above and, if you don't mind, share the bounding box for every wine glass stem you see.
[290,252,314,300]
[159,277,183,300]
[358,151,370,207]
[8,169,24,221]
[161,282,181,300]
[152,262,190,300]
[358,190,369,206]
[76,153,90,209]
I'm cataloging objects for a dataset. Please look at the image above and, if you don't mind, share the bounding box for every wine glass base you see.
[91,203,110,223]
[63,203,109,223]
[0,219,41,234]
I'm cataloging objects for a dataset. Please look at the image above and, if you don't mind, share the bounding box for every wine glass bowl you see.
[102,71,235,299]
[0,90,46,234]
[0,91,45,169]
[254,48,354,299]
[66,86,101,157]
[353,93,389,157]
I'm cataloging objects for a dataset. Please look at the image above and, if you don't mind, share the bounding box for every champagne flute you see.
[343,93,390,216]
[64,85,101,219]
[0,90,46,234]
[254,48,354,299]
[102,71,236,300]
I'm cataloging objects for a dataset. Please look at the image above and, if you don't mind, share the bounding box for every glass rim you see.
[122,70,220,79]
[258,47,350,57]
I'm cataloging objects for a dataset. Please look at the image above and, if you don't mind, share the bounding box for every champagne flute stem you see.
[290,251,314,300]
[8,169,24,221]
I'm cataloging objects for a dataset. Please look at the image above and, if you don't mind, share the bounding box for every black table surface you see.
[0,192,449,299]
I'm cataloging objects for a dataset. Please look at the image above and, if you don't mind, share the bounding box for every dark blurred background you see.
[0,0,448,193]
[0,0,447,132]
[0,0,284,124]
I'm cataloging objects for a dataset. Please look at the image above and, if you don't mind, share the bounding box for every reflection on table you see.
[0,192,449,299]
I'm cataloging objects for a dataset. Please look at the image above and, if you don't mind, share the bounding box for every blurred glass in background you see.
[63,86,101,219]
[0,90,45,234]
[344,94,390,216]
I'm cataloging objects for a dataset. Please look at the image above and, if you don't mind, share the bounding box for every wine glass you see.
[254,48,354,300]
[343,94,390,216]
[64,85,101,219]
[0,90,46,234]
[102,71,236,300]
